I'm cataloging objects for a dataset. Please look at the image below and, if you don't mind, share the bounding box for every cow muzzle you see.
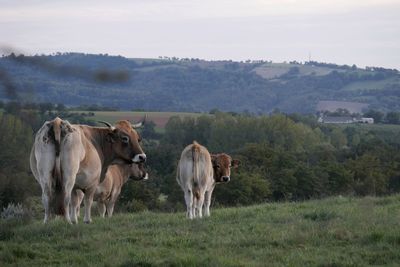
[222,176,230,183]
[130,172,148,181]
[132,153,146,163]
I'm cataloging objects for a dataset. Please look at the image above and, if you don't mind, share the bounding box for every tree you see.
[363,109,384,123]
[347,153,387,196]
[38,102,54,114]
[4,101,21,115]
[385,112,400,124]
[0,113,39,208]
[56,103,66,111]
[141,120,160,140]
[330,128,347,149]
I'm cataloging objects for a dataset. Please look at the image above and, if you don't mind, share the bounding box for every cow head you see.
[99,118,146,164]
[128,163,148,181]
[211,153,240,183]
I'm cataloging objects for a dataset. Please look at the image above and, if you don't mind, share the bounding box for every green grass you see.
[2,195,400,266]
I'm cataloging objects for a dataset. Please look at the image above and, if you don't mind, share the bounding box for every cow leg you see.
[106,192,119,218]
[76,189,84,218]
[184,189,194,219]
[70,190,81,224]
[192,194,198,218]
[62,178,75,224]
[97,201,106,218]
[41,181,52,223]
[76,205,80,218]
[204,187,214,217]
[106,201,115,217]
[83,187,96,224]
[196,193,205,219]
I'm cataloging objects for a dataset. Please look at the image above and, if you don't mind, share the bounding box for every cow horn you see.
[98,121,114,130]
[132,115,147,128]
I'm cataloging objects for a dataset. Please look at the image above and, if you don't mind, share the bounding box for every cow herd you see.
[30,117,239,223]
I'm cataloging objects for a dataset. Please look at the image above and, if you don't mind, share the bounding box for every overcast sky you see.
[1,0,399,69]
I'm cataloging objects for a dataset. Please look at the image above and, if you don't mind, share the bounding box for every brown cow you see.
[30,117,146,224]
[176,141,239,219]
[72,163,148,218]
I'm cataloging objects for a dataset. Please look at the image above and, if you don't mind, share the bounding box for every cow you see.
[30,117,146,224]
[176,141,240,219]
[72,162,148,218]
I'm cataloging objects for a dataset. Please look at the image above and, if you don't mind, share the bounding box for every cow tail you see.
[52,117,65,216]
[192,141,201,200]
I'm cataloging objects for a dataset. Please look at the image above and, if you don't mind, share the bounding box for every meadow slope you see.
[1,195,400,266]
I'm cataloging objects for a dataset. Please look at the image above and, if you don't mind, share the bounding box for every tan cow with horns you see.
[176,141,240,219]
[30,117,146,224]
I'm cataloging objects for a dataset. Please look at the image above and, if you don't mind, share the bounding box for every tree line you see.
[1,107,400,215]
[119,112,400,212]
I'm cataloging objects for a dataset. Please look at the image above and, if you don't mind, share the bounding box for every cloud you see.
[0,0,399,22]
[0,0,399,68]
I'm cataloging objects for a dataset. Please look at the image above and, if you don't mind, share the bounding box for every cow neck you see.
[87,127,116,179]
[118,165,131,184]
[212,170,217,184]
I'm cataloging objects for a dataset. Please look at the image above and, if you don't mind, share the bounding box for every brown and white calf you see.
[72,163,148,218]
[30,117,146,224]
[176,141,239,219]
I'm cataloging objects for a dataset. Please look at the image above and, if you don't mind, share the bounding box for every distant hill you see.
[1,53,399,113]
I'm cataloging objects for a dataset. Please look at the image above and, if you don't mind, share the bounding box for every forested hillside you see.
[1,53,399,113]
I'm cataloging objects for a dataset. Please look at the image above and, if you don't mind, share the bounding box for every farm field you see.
[253,62,341,79]
[316,100,369,113]
[1,195,400,266]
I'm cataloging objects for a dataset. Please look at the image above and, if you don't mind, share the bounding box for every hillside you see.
[1,53,399,114]
[1,195,400,266]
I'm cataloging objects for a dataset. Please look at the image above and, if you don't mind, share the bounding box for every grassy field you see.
[1,195,400,266]
[316,100,369,113]
[253,63,338,79]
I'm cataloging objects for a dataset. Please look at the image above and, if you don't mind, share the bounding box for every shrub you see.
[1,203,29,220]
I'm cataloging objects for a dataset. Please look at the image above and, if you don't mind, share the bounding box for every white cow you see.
[176,141,239,219]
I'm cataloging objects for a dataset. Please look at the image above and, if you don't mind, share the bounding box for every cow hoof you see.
[83,220,92,224]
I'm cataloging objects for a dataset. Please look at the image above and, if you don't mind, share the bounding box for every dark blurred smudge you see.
[0,46,130,102]
[0,68,20,100]
[5,51,130,83]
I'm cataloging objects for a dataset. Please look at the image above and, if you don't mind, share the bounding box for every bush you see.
[121,200,148,213]
[1,203,30,220]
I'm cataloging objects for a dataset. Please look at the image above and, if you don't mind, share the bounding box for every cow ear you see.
[211,154,218,167]
[106,130,117,143]
[232,159,240,169]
